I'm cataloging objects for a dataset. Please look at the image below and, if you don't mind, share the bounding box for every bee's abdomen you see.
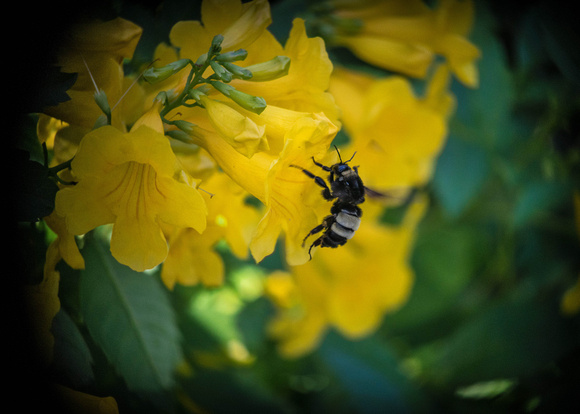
[330,211,361,240]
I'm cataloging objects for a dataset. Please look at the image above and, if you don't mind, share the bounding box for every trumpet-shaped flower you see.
[189,114,338,265]
[42,17,144,129]
[161,172,262,289]
[330,0,481,87]
[265,198,426,357]
[55,112,207,272]
[329,65,452,191]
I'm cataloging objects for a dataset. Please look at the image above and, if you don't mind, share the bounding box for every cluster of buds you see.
[141,34,290,142]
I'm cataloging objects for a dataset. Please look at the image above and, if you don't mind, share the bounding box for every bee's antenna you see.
[334,145,343,163]
[346,151,357,163]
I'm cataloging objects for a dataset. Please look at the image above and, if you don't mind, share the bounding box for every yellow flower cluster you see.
[38,0,480,358]
[42,0,340,277]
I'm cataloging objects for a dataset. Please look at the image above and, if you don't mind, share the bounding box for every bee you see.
[290,146,373,259]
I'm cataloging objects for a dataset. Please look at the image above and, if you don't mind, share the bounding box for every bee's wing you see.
[364,186,416,206]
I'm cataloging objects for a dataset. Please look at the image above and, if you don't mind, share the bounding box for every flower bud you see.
[166,129,195,144]
[211,81,267,114]
[143,59,191,84]
[173,120,196,134]
[210,34,224,55]
[244,56,291,82]
[215,49,248,62]
[210,60,233,82]
[188,87,207,103]
[221,62,253,80]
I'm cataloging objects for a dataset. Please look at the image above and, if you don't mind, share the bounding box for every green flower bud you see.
[244,56,291,82]
[210,81,267,114]
[143,59,191,84]
[210,61,233,82]
[221,62,253,80]
[231,90,266,114]
[215,49,248,62]
[195,53,208,66]
[166,129,195,144]
[210,34,224,55]
[188,88,207,103]
[173,120,196,134]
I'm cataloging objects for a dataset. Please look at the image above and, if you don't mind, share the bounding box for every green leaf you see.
[51,309,95,387]
[80,232,183,396]
[432,136,490,218]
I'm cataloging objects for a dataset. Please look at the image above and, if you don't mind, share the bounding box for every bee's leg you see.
[307,237,323,260]
[311,157,332,172]
[301,222,327,247]
[290,165,333,200]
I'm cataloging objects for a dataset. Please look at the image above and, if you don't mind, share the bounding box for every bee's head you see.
[333,145,356,169]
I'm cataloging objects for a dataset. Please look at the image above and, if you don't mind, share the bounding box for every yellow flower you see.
[141,0,341,264]
[329,65,452,191]
[44,211,85,270]
[55,112,207,272]
[42,17,143,129]
[199,95,268,157]
[145,0,339,158]
[265,198,426,357]
[331,0,481,87]
[161,172,262,289]
[190,115,338,265]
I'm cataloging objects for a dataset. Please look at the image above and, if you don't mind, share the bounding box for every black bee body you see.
[291,146,366,259]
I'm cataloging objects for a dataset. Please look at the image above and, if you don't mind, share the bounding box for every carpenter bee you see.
[291,146,380,259]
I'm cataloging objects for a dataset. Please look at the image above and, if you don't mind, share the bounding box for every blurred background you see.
[13,0,580,413]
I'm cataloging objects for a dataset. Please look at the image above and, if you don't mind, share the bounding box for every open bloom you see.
[161,172,262,289]
[42,17,144,130]
[190,115,338,265]
[265,198,426,357]
[330,0,480,87]
[55,111,207,272]
[329,64,453,192]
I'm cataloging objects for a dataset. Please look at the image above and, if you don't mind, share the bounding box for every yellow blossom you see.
[55,112,207,272]
[329,65,452,191]
[199,95,268,157]
[331,0,481,87]
[265,198,426,357]
[161,172,262,289]
[189,114,338,265]
[44,211,85,270]
[42,17,144,129]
